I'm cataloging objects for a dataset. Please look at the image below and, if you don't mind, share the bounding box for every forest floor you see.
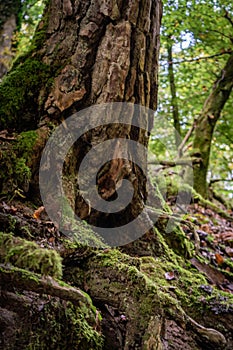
[1,192,233,349]
[1,194,233,299]
[181,203,233,295]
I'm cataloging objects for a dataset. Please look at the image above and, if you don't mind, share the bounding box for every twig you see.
[209,178,233,184]
[148,158,201,167]
[177,119,197,157]
[224,10,233,27]
[165,50,232,65]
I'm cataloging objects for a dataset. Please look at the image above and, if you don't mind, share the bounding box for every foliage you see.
[15,0,45,57]
[150,0,233,200]
[14,0,46,55]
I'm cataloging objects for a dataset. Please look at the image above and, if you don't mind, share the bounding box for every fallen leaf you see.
[215,253,224,266]
[165,271,175,280]
[190,258,227,285]
[200,224,212,234]
[33,206,45,219]
[48,236,55,244]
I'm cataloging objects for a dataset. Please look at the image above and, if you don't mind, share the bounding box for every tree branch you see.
[166,50,233,65]
[178,119,197,157]
[148,158,201,167]
[224,10,233,28]
[210,178,233,184]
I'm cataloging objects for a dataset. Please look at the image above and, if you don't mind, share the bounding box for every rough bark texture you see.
[192,52,233,198]
[0,0,161,126]
[0,0,21,79]
[0,0,162,245]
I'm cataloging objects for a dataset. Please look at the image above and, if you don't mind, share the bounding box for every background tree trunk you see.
[192,52,233,198]
[0,0,21,79]
[167,41,181,147]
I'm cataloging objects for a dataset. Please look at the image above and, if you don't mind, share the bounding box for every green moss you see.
[0,58,51,129]
[15,130,38,154]
[0,130,38,194]
[139,254,233,317]
[67,246,233,345]
[21,299,104,350]
[59,198,107,248]
[0,2,54,132]
[182,184,233,221]
[150,180,194,258]
[0,232,63,279]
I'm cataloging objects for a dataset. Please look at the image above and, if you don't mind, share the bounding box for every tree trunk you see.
[0,0,21,79]
[0,0,162,243]
[167,41,181,147]
[192,52,233,198]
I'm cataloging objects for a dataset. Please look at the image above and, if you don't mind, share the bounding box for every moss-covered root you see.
[64,249,227,350]
[0,58,51,130]
[182,184,233,222]
[0,267,103,349]
[65,250,165,350]
[0,232,62,278]
[0,264,91,306]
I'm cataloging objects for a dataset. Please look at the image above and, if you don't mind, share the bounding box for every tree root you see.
[186,314,226,348]
[0,264,91,306]
[64,250,227,349]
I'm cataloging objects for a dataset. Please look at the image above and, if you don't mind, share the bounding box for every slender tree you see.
[192,52,233,198]
[167,40,181,147]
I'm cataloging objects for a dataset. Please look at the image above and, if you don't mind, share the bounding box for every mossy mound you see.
[0,232,63,278]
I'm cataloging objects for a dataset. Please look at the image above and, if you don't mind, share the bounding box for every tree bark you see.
[0,0,21,79]
[167,42,181,147]
[192,52,233,198]
[0,0,162,242]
